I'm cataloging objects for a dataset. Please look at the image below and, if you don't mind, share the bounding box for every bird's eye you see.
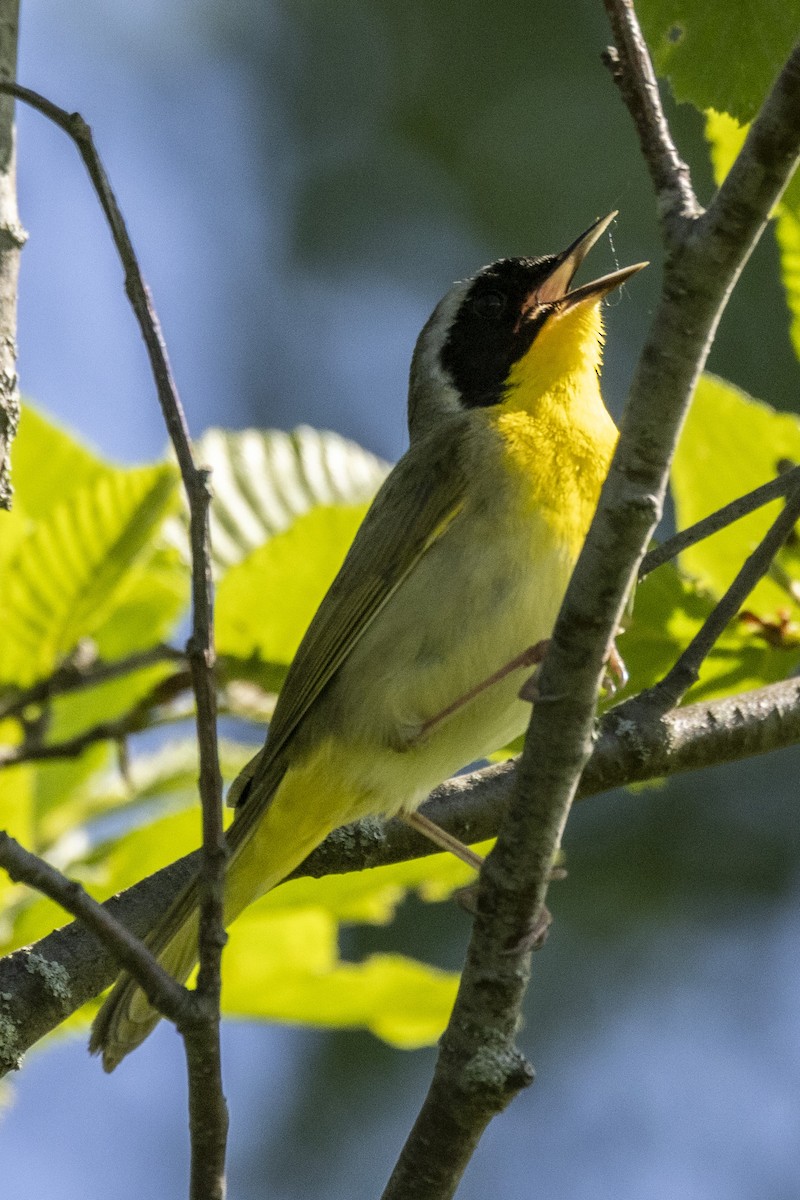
[471,291,506,319]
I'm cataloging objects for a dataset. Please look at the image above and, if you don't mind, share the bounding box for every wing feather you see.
[233,420,471,807]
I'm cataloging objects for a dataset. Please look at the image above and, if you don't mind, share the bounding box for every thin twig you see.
[639,465,800,579]
[601,0,699,233]
[3,672,800,1075]
[0,831,190,1027]
[0,644,184,722]
[0,680,274,769]
[0,670,192,768]
[644,478,800,710]
[0,81,229,1195]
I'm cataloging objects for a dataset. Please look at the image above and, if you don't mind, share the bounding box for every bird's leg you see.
[401,810,484,870]
[411,641,550,743]
[519,639,628,702]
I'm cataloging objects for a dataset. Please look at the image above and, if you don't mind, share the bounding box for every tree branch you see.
[0,0,23,510]
[0,82,229,1195]
[0,643,184,722]
[643,477,800,709]
[639,463,800,579]
[601,0,699,234]
[2,675,800,1075]
[381,12,800,1199]
[0,669,193,767]
[0,831,190,1063]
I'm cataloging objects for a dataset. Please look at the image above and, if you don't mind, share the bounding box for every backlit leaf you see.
[639,0,799,122]
[216,504,368,665]
[183,426,388,576]
[0,464,180,688]
[671,374,800,615]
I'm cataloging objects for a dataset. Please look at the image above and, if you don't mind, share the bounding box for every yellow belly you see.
[292,441,589,823]
[242,401,616,894]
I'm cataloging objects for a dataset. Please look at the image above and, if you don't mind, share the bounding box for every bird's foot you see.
[602,642,629,696]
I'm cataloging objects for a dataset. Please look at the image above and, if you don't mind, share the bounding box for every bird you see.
[91,212,645,1070]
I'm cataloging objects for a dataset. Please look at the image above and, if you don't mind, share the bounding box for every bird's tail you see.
[89,876,206,1072]
[90,750,350,1071]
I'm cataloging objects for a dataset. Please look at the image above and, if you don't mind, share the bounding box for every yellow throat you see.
[489,298,618,552]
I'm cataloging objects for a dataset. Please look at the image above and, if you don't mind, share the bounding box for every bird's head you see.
[408,213,646,439]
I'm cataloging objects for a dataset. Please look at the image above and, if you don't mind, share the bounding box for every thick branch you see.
[0,0,23,509]
[0,830,190,1071]
[1,676,799,1075]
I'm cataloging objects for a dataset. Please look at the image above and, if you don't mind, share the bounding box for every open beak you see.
[535,212,647,308]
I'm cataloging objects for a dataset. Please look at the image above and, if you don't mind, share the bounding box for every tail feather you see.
[89,878,201,1072]
[90,749,350,1071]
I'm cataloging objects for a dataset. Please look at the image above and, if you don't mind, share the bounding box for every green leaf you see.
[185,426,388,576]
[266,838,491,924]
[616,564,714,693]
[216,504,368,665]
[0,748,34,850]
[705,110,800,361]
[13,404,108,520]
[671,374,800,614]
[0,463,180,688]
[639,0,800,122]
[774,203,800,363]
[89,544,188,661]
[704,109,748,184]
[54,737,252,842]
[0,405,109,574]
[223,907,458,1048]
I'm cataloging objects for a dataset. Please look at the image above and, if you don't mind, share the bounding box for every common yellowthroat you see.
[91,213,645,1070]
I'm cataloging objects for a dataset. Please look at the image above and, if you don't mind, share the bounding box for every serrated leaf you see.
[671,374,800,615]
[0,405,109,576]
[639,0,800,122]
[0,464,180,688]
[183,426,388,576]
[216,504,368,665]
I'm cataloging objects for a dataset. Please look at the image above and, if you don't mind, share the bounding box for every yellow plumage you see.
[91,216,643,1071]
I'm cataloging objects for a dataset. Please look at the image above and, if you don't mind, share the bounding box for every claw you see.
[602,643,628,696]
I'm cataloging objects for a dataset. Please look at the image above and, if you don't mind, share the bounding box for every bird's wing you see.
[230,421,471,814]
